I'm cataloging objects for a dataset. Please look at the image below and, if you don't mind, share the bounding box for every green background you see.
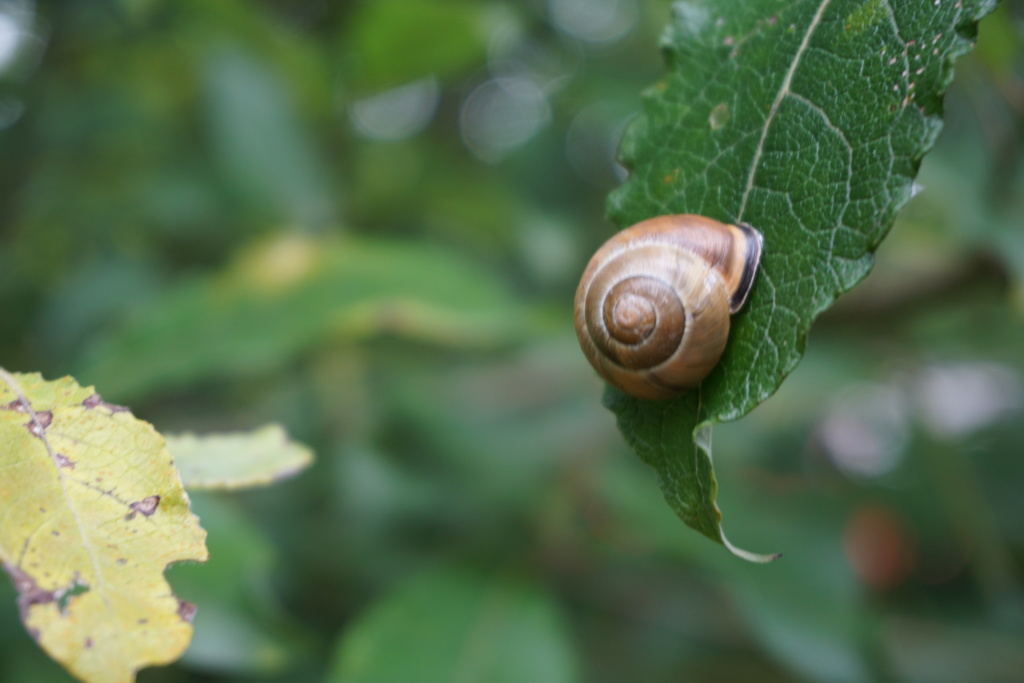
[1,1,1023,681]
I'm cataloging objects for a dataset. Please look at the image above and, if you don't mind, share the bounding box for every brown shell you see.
[574,214,763,400]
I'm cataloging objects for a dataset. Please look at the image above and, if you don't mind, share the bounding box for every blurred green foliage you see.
[1,1,1023,682]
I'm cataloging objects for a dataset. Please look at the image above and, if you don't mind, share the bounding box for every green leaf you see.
[0,371,208,683]
[75,234,528,400]
[166,424,313,491]
[603,0,999,559]
[204,49,335,228]
[327,568,578,683]
[344,0,491,90]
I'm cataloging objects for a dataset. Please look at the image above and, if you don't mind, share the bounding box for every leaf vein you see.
[737,0,834,221]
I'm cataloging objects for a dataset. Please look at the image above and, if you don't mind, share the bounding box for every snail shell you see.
[574,214,763,400]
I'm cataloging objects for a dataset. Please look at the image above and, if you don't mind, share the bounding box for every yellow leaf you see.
[0,371,209,683]
[166,424,314,491]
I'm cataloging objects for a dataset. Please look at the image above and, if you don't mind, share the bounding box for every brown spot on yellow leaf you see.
[81,393,129,413]
[3,562,56,621]
[27,410,52,438]
[127,496,160,519]
[176,600,196,623]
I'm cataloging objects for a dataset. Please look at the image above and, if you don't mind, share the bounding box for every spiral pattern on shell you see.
[574,215,762,400]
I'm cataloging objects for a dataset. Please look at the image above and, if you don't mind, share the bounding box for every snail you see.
[574,214,763,400]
